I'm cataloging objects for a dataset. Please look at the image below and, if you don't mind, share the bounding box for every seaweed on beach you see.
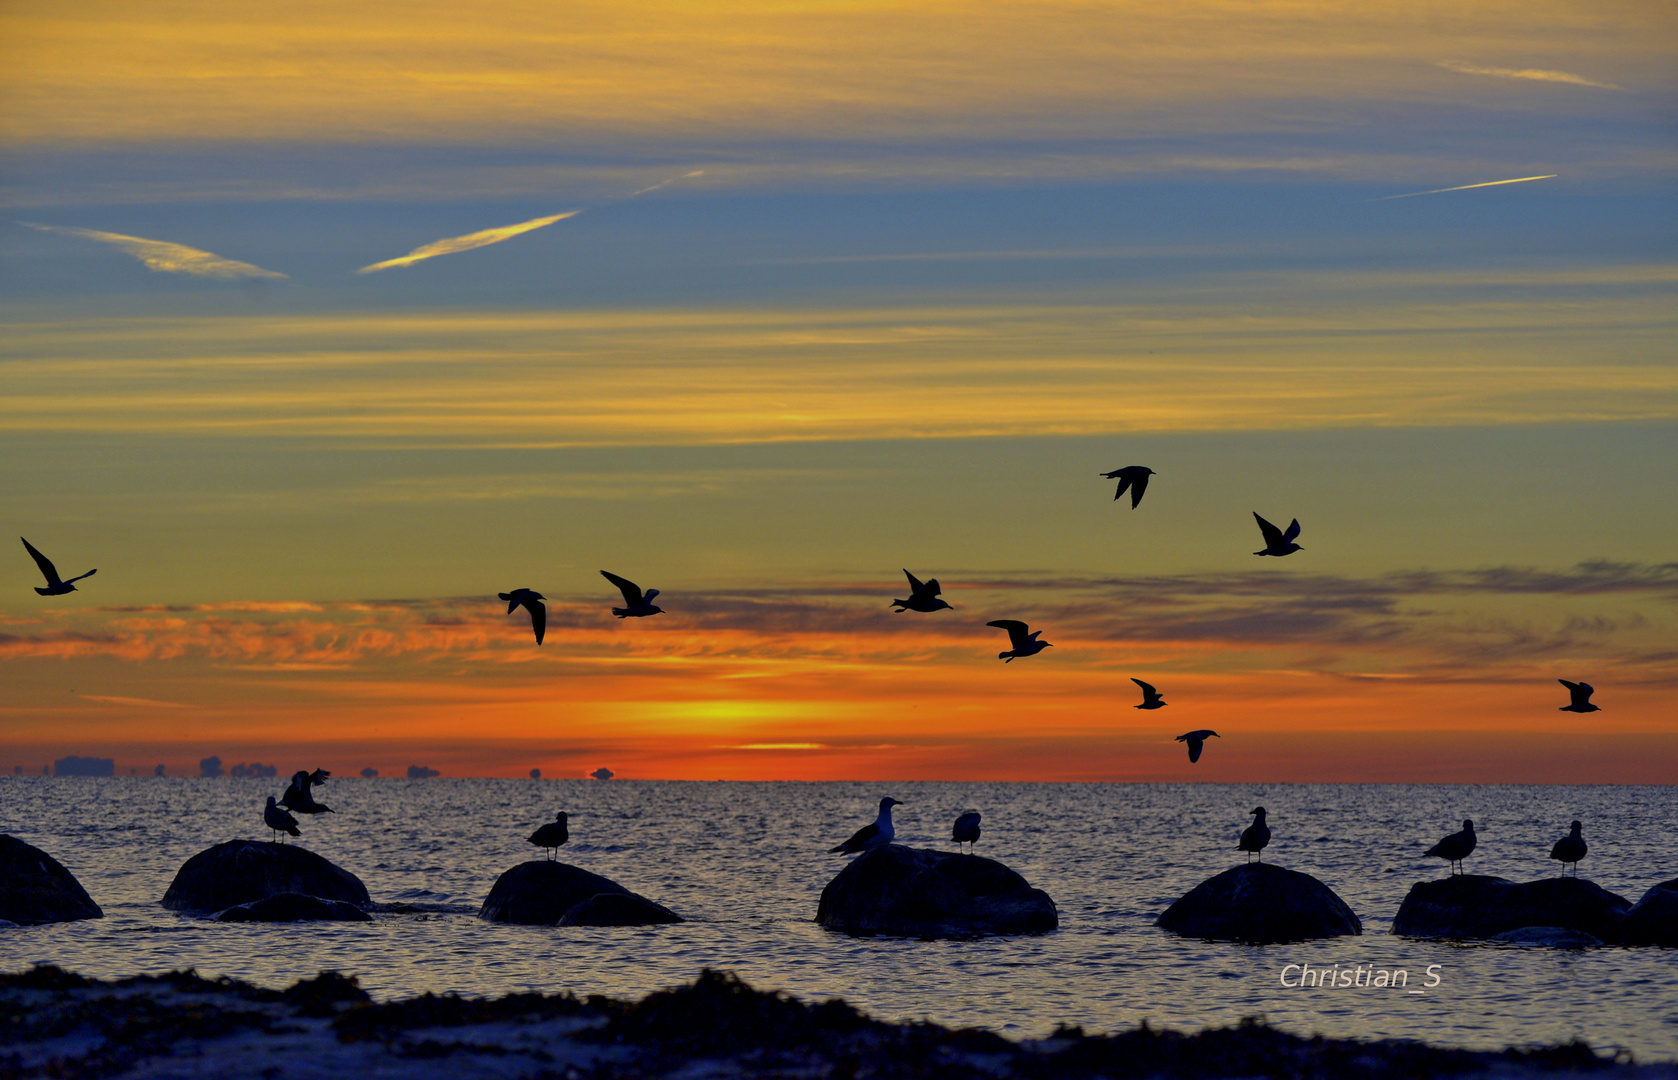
[333,987,612,1042]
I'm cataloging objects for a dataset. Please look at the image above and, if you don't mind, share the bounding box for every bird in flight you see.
[830,796,902,854]
[1424,819,1476,875]
[950,810,981,854]
[499,588,547,645]
[529,811,569,860]
[891,569,951,613]
[987,620,1052,662]
[1557,680,1600,713]
[1238,806,1270,863]
[1131,678,1167,709]
[1101,465,1155,508]
[264,797,301,842]
[601,571,663,618]
[1252,513,1302,557]
[1176,729,1219,763]
[280,769,334,814]
[20,537,96,596]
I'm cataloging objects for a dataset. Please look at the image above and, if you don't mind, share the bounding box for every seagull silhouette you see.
[279,768,334,814]
[1425,819,1476,875]
[601,571,663,618]
[1101,465,1155,507]
[498,588,546,645]
[987,619,1052,662]
[529,811,569,860]
[1176,729,1219,763]
[1557,680,1600,713]
[1252,513,1302,557]
[1238,806,1270,863]
[264,796,301,842]
[1549,820,1587,877]
[891,569,952,613]
[831,796,901,854]
[20,537,96,596]
[951,810,981,854]
[1131,678,1167,709]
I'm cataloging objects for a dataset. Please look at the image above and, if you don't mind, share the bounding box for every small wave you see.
[368,901,479,915]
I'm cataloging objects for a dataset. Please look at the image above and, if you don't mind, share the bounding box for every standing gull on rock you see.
[1176,729,1219,763]
[264,797,300,842]
[1425,819,1476,875]
[1101,465,1155,508]
[499,588,546,645]
[1252,514,1302,557]
[280,769,334,814]
[830,797,902,854]
[987,620,1052,662]
[1238,807,1270,863]
[20,537,96,596]
[1557,680,1600,713]
[891,569,952,613]
[1131,678,1167,710]
[950,810,981,854]
[1550,820,1587,876]
[601,571,663,618]
[529,812,569,860]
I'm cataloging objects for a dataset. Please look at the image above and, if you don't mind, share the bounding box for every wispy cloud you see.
[356,211,581,273]
[19,222,286,279]
[1371,175,1557,201]
[621,170,705,199]
[1439,62,1621,91]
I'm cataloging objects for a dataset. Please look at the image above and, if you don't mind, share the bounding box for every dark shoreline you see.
[3,965,1668,1080]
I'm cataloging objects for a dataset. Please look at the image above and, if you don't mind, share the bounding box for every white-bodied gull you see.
[20,537,96,596]
[264,796,301,842]
[1176,729,1219,763]
[1252,513,1302,557]
[987,620,1052,662]
[1101,465,1155,508]
[950,810,981,854]
[499,588,546,645]
[601,571,663,618]
[529,811,569,860]
[1131,678,1166,710]
[280,768,334,814]
[1550,820,1587,876]
[831,797,901,854]
[1425,819,1476,875]
[1238,806,1270,862]
[1557,680,1600,713]
[892,569,952,613]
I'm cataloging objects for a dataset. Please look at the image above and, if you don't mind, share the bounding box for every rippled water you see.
[1,779,1674,1057]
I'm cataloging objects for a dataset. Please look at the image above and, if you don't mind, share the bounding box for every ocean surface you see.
[2,779,1674,1058]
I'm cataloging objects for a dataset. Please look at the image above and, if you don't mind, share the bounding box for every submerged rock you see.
[816,845,1057,938]
[1391,875,1629,941]
[216,892,373,923]
[1620,878,1678,947]
[161,840,370,914]
[479,861,683,926]
[1156,863,1361,943]
[0,835,103,926]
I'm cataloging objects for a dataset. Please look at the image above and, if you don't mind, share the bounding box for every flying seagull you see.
[499,588,546,645]
[830,796,901,854]
[280,768,334,814]
[1101,465,1155,508]
[951,810,981,854]
[987,620,1052,662]
[892,569,952,613]
[20,538,96,596]
[601,571,663,618]
[1131,678,1167,710]
[264,796,300,842]
[1238,806,1270,863]
[529,811,569,860]
[1557,680,1600,713]
[1176,729,1219,763]
[1252,513,1302,557]
[1549,820,1587,877]
[1425,819,1476,875]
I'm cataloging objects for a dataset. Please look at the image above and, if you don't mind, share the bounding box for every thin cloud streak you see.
[19,222,286,279]
[356,210,581,273]
[1370,175,1557,201]
[1438,62,1622,91]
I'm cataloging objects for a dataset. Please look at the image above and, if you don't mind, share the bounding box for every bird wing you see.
[1131,677,1158,699]
[1558,679,1580,692]
[1129,472,1150,508]
[1187,739,1203,763]
[20,537,62,586]
[987,619,1030,647]
[1282,518,1301,543]
[309,768,330,786]
[1112,474,1133,501]
[529,598,546,645]
[832,822,878,852]
[600,570,643,605]
[923,577,942,597]
[502,595,521,614]
[1576,681,1594,701]
[903,569,925,595]
[1253,513,1283,547]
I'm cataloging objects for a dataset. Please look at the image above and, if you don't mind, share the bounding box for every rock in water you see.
[0,835,103,926]
[161,840,370,913]
[1391,875,1629,941]
[1156,863,1361,943]
[479,862,683,926]
[1620,878,1678,947]
[216,892,372,923]
[816,846,1057,938]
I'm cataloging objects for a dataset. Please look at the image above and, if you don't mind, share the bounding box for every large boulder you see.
[816,846,1057,938]
[0,835,103,926]
[479,862,683,926]
[1157,863,1361,943]
[162,840,370,913]
[216,892,373,923]
[1392,875,1629,941]
[1621,878,1678,947]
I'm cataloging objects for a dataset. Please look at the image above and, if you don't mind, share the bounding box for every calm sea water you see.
[1,779,1674,1058]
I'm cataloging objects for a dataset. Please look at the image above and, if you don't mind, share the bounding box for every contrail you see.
[20,222,286,279]
[357,211,581,274]
[621,170,705,199]
[1438,62,1620,91]
[1371,175,1558,202]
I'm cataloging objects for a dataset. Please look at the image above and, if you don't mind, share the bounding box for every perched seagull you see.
[892,569,952,613]
[1425,819,1476,875]
[830,796,902,854]
[1238,806,1270,863]
[951,810,981,854]
[1101,465,1155,508]
[264,796,300,842]
[529,811,569,860]
[1550,820,1587,877]
[280,768,334,814]
[987,620,1052,662]
[20,537,96,596]
[1558,680,1600,713]
[1176,729,1220,763]
[1252,513,1302,557]
[601,571,663,618]
[498,588,547,645]
[1131,678,1167,710]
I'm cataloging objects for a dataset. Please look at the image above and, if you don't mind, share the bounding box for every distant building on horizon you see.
[199,756,223,778]
[54,756,114,777]
[406,765,440,779]
[590,767,614,781]
[360,767,379,778]
[229,762,278,778]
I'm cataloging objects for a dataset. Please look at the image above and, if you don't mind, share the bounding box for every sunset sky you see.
[2,0,1673,781]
